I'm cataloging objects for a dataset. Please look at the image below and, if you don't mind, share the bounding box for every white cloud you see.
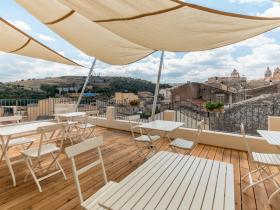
[7,20,32,32]
[258,3,280,17]
[38,34,56,42]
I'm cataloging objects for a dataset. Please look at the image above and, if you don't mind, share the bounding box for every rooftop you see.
[1,126,279,210]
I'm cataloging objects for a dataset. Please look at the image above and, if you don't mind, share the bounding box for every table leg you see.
[0,136,17,186]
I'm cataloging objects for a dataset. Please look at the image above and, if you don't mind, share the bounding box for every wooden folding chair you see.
[128,115,160,157]
[65,136,117,210]
[21,123,67,192]
[241,123,280,203]
[169,120,204,154]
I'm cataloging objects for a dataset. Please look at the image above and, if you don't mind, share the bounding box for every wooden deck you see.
[0,127,280,210]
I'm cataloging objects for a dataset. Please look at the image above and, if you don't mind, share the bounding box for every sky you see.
[0,0,280,84]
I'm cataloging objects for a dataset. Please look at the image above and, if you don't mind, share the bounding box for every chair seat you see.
[67,121,78,125]
[170,138,194,149]
[0,137,35,147]
[252,152,280,166]
[22,144,59,158]
[82,181,118,210]
[135,135,160,142]
[78,123,95,129]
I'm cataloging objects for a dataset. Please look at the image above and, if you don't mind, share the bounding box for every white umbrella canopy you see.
[0,17,81,66]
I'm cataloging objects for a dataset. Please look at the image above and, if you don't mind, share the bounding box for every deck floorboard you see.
[0,127,279,210]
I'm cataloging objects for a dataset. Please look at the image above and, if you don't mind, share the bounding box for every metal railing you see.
[0,98,278,136]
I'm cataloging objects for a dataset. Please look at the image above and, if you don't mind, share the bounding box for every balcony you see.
[0,102,280,209]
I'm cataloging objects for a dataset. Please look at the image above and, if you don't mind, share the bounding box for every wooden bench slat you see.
[144,155,195,210]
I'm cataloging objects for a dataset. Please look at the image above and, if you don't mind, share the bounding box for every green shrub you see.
[204,101,224,111]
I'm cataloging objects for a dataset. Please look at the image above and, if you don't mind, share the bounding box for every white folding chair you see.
[169,120,204,154]
[241,123,280,203]
[65,136,117,210]
[76,115,96,140]
[128,115,161,156]
[21,123,67,192]
[0,122,36,186]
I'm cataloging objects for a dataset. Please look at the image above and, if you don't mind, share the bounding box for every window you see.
[216,94,225,103]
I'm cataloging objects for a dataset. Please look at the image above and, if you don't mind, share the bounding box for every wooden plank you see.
[239,151,257,210]
[121,153,185,209]
[231,150,241,210]
[189,160,214,210]
[201,161,220,210]
[0,126,270,210]
[224,164,235,210]
[144,156,195,210]
[167,158,207,210]
[99,152,173,209]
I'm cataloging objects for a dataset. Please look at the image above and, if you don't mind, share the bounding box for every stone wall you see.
[210,93,280,135]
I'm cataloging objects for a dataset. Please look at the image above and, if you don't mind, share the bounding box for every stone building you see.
[208,69,247,90]
[264,66,280,82]
[170,82,237,105]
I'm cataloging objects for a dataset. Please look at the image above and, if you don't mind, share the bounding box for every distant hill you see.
[1,76,170,99]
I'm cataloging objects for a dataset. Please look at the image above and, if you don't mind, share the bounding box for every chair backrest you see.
[65,136,107,204]
[37,123,66,158]
[240,123,252,157]
[128,115,141,138]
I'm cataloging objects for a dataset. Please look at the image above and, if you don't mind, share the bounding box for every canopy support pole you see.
[75,58,97,111]
[151,51,164,120]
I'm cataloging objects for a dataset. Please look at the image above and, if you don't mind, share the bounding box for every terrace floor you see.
[0,127,280,210]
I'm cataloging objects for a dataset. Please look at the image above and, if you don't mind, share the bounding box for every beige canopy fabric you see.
[58,0,280,52]
[15,0,154,65]
[16,0,280,64]
[0,18,81,66]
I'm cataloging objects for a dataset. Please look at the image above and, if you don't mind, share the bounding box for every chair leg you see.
[5,154,16,187]
[52,153,67,180]
[269,187,280,204]
[242,171,280,193]
[23,156,42,192]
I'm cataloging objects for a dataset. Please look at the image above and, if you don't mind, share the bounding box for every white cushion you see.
[135,135,160,142]
[82,181,118,210]
[22,144,59,157]
[0,137,35,147]
[170,138,194,149]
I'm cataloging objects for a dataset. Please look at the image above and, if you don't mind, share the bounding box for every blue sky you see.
[0,0,280,83]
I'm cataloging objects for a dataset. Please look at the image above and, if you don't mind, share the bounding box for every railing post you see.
[163,110,175,121]
[106,106,115,121]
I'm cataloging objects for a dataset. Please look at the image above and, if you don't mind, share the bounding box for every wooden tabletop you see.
[98,151,234,210]
[257,130,280,146]
[138,120,184,132]
[0,121,55,136]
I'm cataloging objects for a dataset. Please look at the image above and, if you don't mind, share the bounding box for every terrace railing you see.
[0,98,279,136]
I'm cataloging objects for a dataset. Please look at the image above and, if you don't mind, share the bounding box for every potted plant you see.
[129,100,140,106]
[203,101,224,113]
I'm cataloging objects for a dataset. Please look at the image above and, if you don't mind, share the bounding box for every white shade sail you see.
[15,0,154,65]
[16,0,280,64]
[0,17,81,66]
